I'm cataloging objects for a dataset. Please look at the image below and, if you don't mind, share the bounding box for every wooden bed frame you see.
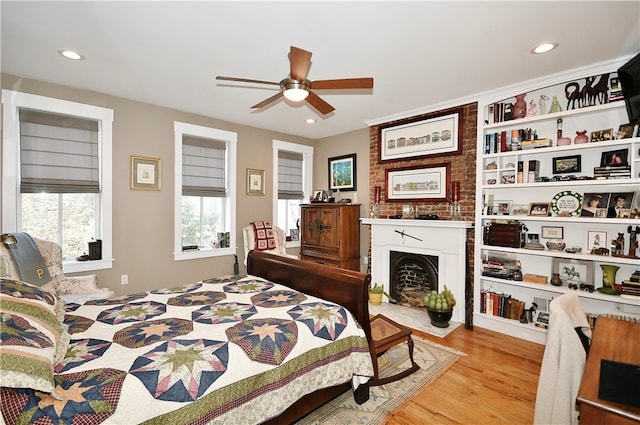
[247,250,373,424]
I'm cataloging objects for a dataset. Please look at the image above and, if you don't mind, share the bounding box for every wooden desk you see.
[577,317,640,425]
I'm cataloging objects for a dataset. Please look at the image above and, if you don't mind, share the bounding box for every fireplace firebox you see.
[390,251,438,311]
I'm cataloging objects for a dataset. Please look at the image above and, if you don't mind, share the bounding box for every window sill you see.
[63,258,113,274]
[174,247,236,261]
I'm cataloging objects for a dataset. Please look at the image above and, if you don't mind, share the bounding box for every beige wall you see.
[3,74,350,295]
[314,128,371,270]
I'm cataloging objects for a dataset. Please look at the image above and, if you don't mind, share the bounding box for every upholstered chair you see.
[242,222,298,266]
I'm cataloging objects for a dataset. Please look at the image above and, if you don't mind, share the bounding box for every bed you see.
[0,250,374,424]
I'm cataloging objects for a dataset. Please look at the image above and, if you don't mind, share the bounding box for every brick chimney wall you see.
[368,102,478,220]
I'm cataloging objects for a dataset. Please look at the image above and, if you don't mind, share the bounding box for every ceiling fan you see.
[216,46,374,115]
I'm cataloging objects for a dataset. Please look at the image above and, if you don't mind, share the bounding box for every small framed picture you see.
[511,204,529,216]
[581,193,610,217]
[246,168,266,196]
[290,229,299,241]
[552,258,593,285]
[600,148,629,167]
[541,226,564,239]
[493,200,512,215]
[311,190,324,202]
[591,128,613,142]
[131,156,161,190]
[607,192,635,218]
[552,155,581,174]
[528,202,550,216]
[616,123,636,139]
[586,229,608,252]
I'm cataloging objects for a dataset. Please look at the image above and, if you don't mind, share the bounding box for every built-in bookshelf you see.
[474,57,640,344]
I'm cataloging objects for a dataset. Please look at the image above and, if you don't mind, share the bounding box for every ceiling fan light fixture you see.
[281,78,310,101]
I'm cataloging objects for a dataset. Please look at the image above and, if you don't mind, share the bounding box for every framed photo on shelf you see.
[581,192,610,217]
[552,258,592,285]
[616,123,636,139]
[552,155,581,174]
[246,168,265,195]
[379,109,462,161]
[328,153,356,191]
[541,226,564,239]
[131,156,161,191]
[510,204,529,216]
[528,202,550,216]
[493,200,512,215]
[585,229,607,252]
[600,148,629,166]
[311,190,324,202]
[385,163,450,201]
[607,192,635,218]
[290,229,299,241]
[591,128,613,142]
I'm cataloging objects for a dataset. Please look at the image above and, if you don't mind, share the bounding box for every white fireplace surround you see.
[361,218,473,323]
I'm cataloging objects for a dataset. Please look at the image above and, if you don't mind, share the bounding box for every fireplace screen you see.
[389,251,438,311]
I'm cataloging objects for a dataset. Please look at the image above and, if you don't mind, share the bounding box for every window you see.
[2,90,113,273]
[174,122,236,261]
[272,140,313,243]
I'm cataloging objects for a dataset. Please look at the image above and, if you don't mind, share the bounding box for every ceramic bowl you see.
[546,239,566,251]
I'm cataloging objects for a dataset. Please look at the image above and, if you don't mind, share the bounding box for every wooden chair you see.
[369,314,420,386]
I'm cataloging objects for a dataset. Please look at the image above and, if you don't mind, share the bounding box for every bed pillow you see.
[0,278,64,394]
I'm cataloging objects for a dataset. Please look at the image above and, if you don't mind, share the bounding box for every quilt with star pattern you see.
[1,274,373,425]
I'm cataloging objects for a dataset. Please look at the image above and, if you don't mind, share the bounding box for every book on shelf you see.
[521,138,553,149]
[516,161,524,183]
[500,130,507,153]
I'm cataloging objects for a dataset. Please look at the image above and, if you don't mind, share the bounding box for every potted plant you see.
[422,285,455,328]
[368,282,396,305]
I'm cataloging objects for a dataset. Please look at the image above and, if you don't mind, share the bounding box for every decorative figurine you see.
[565,81,581,110]
[612,233,625,256]
[527,99,537,117]
[539,94,549,114]
[549,95,563,113]
[628,226,639,258]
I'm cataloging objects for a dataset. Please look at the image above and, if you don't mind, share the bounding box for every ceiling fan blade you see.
[289,46,312,81]
[251,92,284,109]
[311,77,374,90]
[216,76,280,86]
[306,91,335,115]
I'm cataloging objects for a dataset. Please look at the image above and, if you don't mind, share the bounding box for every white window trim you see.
[272,140,313,248]
[2,89,113,273]
[174,121,237,261]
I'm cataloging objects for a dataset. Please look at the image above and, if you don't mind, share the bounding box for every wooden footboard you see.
[247,250,372,423]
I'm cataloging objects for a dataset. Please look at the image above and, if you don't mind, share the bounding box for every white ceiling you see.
[2,1,639,140]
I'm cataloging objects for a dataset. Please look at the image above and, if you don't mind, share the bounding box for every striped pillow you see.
[0,278,64,394]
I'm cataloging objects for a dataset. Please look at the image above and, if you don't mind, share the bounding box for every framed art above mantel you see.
[378,108,462,162]
[385,163,450,202]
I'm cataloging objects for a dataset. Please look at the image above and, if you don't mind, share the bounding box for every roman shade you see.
[182,135,226,197]
[19,109,99,193]
[278,150,304,199]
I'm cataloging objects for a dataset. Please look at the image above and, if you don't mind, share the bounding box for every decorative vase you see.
[600,264,620,291]
[369,292,383,305]
[574,130,589,144]
[550,273,563,286]
[513,93,527,119]
[557,137,572,146]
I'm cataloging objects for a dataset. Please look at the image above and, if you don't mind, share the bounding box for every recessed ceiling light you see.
[531,42,558,54]
[306,118,316,124]
[59,49,84,60]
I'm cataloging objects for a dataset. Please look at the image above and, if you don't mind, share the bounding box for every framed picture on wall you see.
[378,108,463,161]
[385,163,450,201]
[328,153,357,191]
[131,156,161,190]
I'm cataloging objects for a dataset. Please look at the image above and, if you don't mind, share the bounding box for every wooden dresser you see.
[300,203,360,271]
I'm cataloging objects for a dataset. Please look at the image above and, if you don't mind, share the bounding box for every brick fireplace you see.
[389,251,438,311]
[361,218,472,323]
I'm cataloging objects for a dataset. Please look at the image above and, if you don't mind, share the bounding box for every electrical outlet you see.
[121,274,128,285]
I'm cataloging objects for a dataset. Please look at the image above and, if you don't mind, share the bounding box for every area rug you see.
[295,337,464,425]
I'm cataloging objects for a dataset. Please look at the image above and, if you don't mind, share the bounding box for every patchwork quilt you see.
[1,274,373,425]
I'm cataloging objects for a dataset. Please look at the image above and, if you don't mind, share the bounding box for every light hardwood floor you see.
[385,325,545,425]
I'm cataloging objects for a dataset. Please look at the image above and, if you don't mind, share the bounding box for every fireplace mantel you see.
[361,218,473,323]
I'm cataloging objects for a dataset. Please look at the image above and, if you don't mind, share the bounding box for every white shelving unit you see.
[474,58,640,345]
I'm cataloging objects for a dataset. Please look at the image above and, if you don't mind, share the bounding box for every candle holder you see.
[450,201,462,219]
[371,203,381,218]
